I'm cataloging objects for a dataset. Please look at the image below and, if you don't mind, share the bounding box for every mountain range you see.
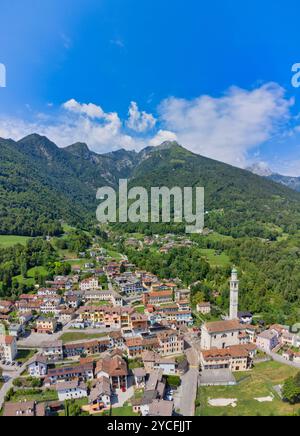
[1,133,300,238]
[246,163,300,192]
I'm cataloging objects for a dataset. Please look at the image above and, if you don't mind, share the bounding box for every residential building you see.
[175,289,190,303]
[0,300,14,315]
[200,344,256,372]
[63,338,110,358]
[142,351,177,375]
[89,377,112,411]
[238,312,253,325]
[41,340,64,361]
[197,302,211,315]
[108,331,125,349]
[3,401,46,417]
[8,324,24,338]
[46,363,94,384]
[149,399,174,417]
[95,355,129,390]
[0,335,17,361]
[59,308,76,324]
[132,370,166,416]
[256,329,279,352]
[28,355,48,378]
[157,330,184,356]
[143,290,174,306]
[80,277,99,292]
[55,381,88,402]
[120,279,143,295]
[37,288,58,298]
[78,306,134,329]
[133,368,147,388]
[36,318,57,334]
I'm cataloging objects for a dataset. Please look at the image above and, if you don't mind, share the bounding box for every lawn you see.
[10,388,58,403]
[135,305,145,314]
[199,248,230,267]
[99,406,139,417]
[106,250,123,260]
[59,332,108,344]
[202,232,233,243]
[13,266,49,286]
[15,349,37,364]
[196,361,300,416]
[0,235,31,248]
[111,406,139,416]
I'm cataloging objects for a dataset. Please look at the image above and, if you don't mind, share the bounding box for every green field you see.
[59,332,108,344]
[13,266,49,286]
[0,235,31,248]
[106,250,123,260]
[10,389,58,403]
[199,248,230,267]
[99,406,139,417]
[201,232,233,243]
[15,349,37,364]
[135,305,145,314]
[196,361,299,416]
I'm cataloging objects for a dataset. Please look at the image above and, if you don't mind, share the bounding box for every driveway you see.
[111,377,135,407]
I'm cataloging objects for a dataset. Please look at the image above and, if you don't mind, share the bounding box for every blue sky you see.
[1,0,300,174]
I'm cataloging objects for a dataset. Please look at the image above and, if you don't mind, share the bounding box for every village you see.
[1,236,300,417]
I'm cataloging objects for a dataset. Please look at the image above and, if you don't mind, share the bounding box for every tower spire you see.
[229,267,239,320]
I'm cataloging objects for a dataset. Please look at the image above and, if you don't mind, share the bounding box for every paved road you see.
[177,367,199,416]
[258,347,300,369]
[0,352,39,410]
[17,321,73,348]
[176,336,200,416]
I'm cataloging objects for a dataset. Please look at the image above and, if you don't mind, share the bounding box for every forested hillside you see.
[2,135,300,239]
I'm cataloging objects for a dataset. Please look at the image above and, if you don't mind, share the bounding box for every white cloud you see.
[158,83,293,167]
[0,100,146,153]
[126,101,156,133]
[0,84,296,169]
[63,99,106,120]
[149,129,178,146]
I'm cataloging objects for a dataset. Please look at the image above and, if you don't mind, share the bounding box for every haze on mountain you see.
[1,134,300,238]
[246,162,300,193]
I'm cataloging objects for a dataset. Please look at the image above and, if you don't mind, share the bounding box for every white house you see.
[80,277,99,292]
[0,336,17,361]
[55,381,88,402]
[142,351,177,375]
[28,355,48,378]
[256,329,279,352]
[197,302,211,315]
[238,312,253,325]
[41,340,64,361]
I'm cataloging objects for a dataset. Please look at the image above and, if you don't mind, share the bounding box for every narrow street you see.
[174,335,200,416]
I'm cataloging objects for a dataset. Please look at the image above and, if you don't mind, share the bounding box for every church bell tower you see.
[229,268,239,320]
